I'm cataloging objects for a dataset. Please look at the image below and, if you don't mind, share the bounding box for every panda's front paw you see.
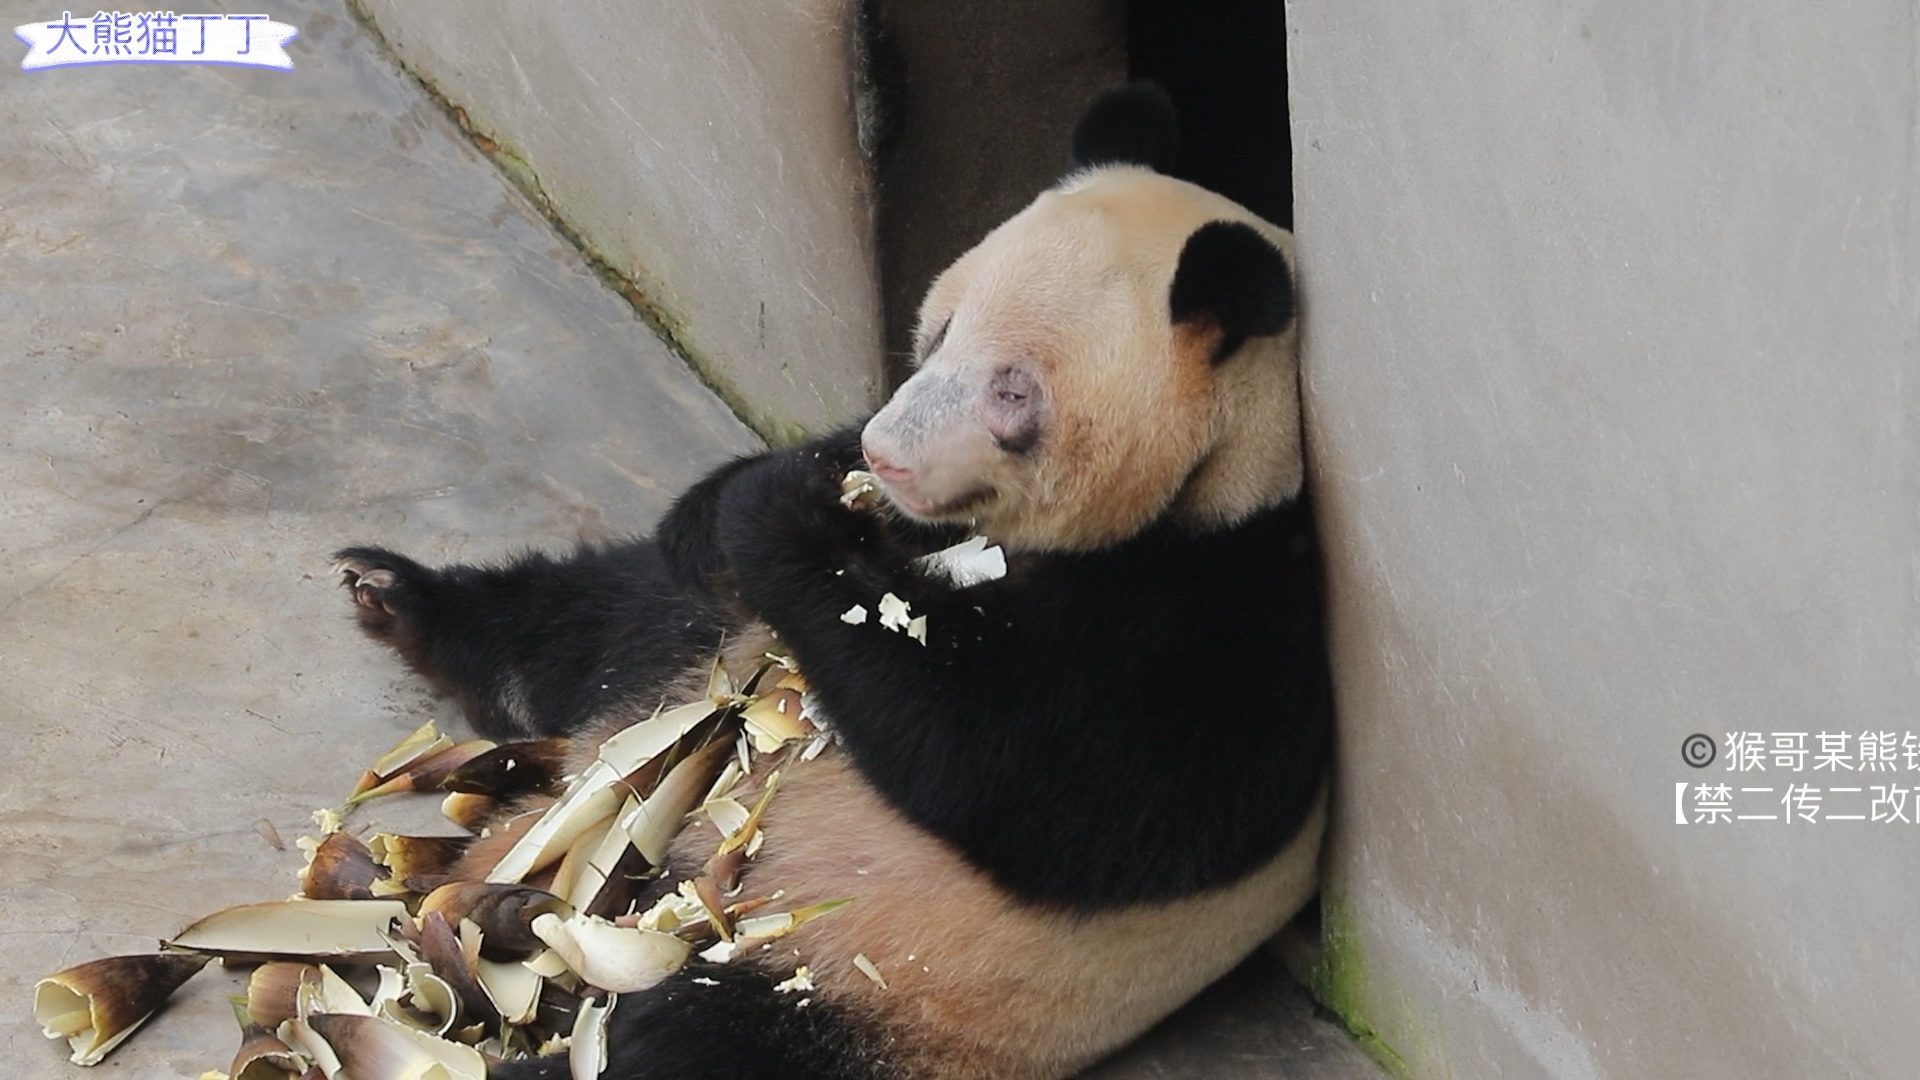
[337,560,398,610]
[332,546,431,647]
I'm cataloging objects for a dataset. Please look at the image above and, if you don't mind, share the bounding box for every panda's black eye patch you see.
[994,429,1040,456]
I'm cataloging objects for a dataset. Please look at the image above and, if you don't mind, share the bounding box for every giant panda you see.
[331,83,1332,1080]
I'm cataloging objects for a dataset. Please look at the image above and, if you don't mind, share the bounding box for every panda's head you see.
[861,85,1301,553]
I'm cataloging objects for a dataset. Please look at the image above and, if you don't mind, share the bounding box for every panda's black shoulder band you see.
[1169,220,1294,363]
[1069,82,1179,173]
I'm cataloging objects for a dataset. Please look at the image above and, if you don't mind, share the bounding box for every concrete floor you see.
[0,2,1386,1076]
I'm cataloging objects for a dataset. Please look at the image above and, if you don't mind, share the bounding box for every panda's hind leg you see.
[332,542,730,740]
[487,962,883,1080]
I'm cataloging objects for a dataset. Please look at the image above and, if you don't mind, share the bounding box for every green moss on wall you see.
[1316,894,1416,1078]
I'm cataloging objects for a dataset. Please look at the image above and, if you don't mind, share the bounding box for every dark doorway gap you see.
[865,0,1291,390]
[1128,0,1293,230]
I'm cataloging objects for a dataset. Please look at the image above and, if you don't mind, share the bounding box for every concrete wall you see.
[351,0,884,441]
[1290,2,1918,1077]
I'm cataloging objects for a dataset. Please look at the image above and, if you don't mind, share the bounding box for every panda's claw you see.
[332,556,395,611]
[349,568,401,612]
[334,554,376,586]
[330,549,434,643]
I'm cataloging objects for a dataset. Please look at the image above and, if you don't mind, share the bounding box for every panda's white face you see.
[861,166,1302,553]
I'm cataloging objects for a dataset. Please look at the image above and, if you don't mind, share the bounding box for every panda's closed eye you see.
[987,368,1042,455]
[989,367,1039,405]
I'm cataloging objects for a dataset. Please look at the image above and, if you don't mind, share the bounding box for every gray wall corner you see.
[353,0,888,441]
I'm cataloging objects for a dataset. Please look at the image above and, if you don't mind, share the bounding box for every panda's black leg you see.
[331,543,732,740]
[486,963,882,1080]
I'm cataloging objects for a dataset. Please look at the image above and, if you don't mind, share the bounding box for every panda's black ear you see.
[1169,221,1294,364]
[1069,83,1179,173]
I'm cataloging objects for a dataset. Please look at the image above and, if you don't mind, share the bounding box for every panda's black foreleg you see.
[332,541,734,740]
[488,963,884,1080]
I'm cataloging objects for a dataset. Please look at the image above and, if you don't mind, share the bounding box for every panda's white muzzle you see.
[862,368,1006,522]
